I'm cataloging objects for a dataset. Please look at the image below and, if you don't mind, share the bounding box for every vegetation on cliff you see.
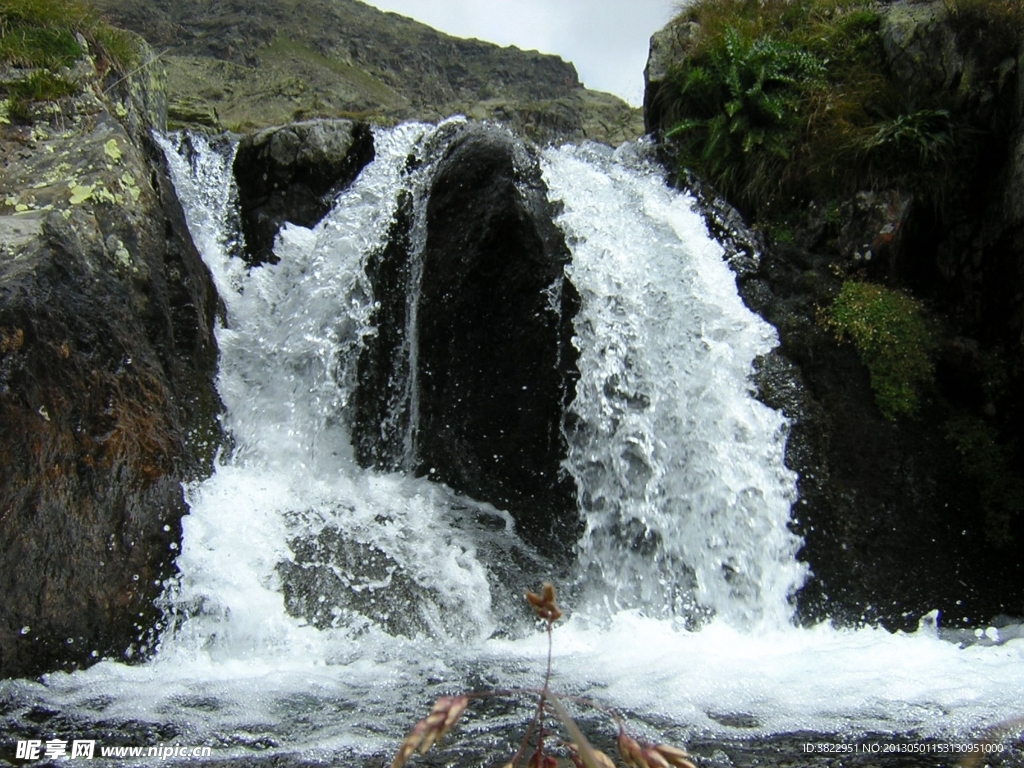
[819,280,932,420]
[661,0,1016,217]
[1,0,140,121]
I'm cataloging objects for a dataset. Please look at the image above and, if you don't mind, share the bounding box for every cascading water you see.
[549,141,805,628]
[1,121,1022,766]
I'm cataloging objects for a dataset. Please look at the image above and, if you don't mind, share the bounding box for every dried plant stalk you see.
[388,584,696,768]
[390,695,469,768]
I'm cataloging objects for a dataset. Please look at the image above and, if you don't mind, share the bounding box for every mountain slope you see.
[85,0,643,144]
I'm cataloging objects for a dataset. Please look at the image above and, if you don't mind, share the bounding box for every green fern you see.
[667,28,825,210]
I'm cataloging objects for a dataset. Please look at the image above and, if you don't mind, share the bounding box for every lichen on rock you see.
[0,23,221,678]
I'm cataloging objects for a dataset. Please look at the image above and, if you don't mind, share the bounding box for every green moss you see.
[821,280,933,420]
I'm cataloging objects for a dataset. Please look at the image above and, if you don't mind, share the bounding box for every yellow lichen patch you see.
[120,172,141,203]
[91,185,120,204]
[110,238,131,268]
[4,194,36,212]
[69,184,94,204]
[103,139,122,162]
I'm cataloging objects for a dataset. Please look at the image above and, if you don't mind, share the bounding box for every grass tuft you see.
[1,0,142,119]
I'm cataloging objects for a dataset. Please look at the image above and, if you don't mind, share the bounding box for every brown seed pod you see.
[525,582,563,622]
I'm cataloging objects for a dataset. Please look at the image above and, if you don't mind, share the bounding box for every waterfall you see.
[1,122,1020,765]
[159,122,803,634]
[156,123,513,650]
[548,141,805,627]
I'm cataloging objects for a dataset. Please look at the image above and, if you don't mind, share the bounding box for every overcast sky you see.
[361,0,680,106]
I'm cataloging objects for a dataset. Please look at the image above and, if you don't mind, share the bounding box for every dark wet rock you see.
[680,170,765,279]
[233,119,375,265]
[277,525,440,638]
[353,123,580,557]
[275,501,551,639]
[352,186,417,474]
[415,126,581,555]
[0,41,220,678]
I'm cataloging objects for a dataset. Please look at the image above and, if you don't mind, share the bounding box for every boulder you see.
[0,43,221,678]
[643,20,701,133]
[233,119,375,265]
[879,1,964,93]
[354,123,581,556]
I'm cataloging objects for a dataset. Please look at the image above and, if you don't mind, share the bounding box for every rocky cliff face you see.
[84,0,644,146]
[645,0,1024,628]
[0,36,221,677]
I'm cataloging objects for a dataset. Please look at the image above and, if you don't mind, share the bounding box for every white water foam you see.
[156,123,504,659]
[545,141,805,628]
[2,125,1022,764]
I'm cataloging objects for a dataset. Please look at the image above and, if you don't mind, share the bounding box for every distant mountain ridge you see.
[84,0,643,144]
